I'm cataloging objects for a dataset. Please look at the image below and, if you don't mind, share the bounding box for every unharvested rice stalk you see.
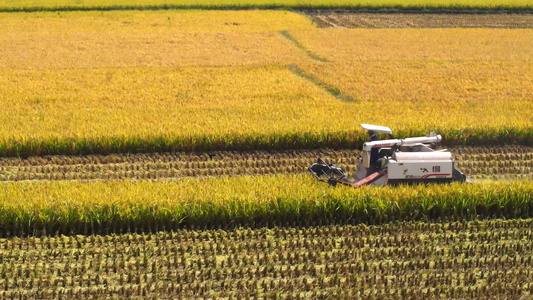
[0,12,531,156]
[0,176,530,236]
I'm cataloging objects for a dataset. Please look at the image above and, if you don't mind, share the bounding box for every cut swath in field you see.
[0,219,532,298]
[0,146,530,182]
[308,12,533,29]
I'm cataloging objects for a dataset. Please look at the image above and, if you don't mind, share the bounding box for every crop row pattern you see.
[0,146,531,182]
[0,177,531,236]
[0,219,532,298]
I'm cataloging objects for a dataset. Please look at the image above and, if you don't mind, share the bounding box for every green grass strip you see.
[0,176,531,236]
[0,126,531,157]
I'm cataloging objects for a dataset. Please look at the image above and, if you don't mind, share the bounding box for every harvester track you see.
[0,146,531,182]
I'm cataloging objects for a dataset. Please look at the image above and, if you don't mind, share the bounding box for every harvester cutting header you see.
[309,124,471,188]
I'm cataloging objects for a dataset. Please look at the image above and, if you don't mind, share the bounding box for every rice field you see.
[0,176,531,236]
[291,28,533,131]
[0,145,531,236]
[1,0,531,12]
[0,6,530,233]
[0,219,532,299]
[1,6,532,298]
[0,146,531,182]
[1,11,532,156]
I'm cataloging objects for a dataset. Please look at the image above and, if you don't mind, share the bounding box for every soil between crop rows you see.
[0,146,531,182]
[307,12,533,28]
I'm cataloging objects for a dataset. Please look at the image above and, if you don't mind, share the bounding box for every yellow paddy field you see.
[1,9,533,298]
[0,10,531,154]
[1,0,531,11]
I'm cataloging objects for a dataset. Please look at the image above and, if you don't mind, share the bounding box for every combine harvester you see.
[309,124,472,187]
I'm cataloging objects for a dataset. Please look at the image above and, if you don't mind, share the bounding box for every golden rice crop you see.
[0,11,531,155]
[292,28,533,132]
[0,10,314,34]
[1,0,531,11]
[294,28,533,61]
[0,11,311,70]
[0,175,531,235]
[0,66,346,140]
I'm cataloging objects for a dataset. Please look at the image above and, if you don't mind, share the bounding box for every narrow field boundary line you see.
[287,64,355,103]
[279,31,330,63]
[1,5,532,13]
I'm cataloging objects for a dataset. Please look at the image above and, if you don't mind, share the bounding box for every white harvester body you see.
[309,124,471,187]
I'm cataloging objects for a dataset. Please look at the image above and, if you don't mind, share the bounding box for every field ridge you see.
[1,5,533,13]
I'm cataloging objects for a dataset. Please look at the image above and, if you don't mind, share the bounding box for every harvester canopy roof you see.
[361,124,393,135]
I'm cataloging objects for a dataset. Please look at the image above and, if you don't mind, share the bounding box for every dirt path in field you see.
[0,146,531,182]
[307,12,533,28]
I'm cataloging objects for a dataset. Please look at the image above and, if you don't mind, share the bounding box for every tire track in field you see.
[0,146,531,182]
[279,31,330,62]
[287,64,355,103]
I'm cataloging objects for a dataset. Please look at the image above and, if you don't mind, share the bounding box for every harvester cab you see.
[308,124,471,188]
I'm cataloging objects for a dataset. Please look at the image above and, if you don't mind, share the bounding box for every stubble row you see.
[0,146,531,182]
[0,219,532,299]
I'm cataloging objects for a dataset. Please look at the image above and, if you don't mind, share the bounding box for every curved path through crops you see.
[0,146,531,182]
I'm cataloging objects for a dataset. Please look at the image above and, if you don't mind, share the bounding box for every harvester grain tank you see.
[309,124,471,187]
